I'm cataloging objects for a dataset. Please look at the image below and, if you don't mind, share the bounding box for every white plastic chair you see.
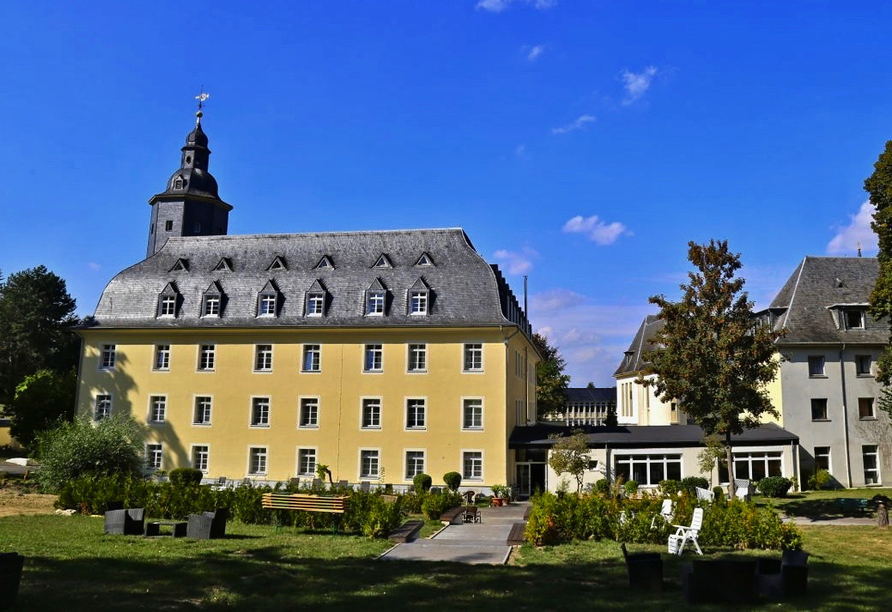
[650,499,675,528]
[695,487,714,502]
[734,479,751,502]
[667,507,703,555]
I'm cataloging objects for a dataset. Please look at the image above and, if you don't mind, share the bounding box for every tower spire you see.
[195,88,209,126]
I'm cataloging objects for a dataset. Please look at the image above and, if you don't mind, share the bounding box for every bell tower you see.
[146,92,232,258]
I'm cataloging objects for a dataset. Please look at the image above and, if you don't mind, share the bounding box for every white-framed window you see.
[807,355,825,377]
[360,449,380,479]
[407,343,427,372]
[194,396,212,425]
[364,344,383,372]
[306,292,324,316]
[154,344,171,371]
[811,398,829,421]
[409,291,428,315]
[462,451,483,481]
[94,394,112,421]
[255,344,273,372]
[251,397,271,427]
[732,451,783,481]
[258,293,278,317]
[845,309,865,330]
[405,450,425,479]
[615,454,682,486]
[100,344,116,369]
[297,448,316,476]
[148,395,167,424]
[463,398,483,430]
[366,291,385,316]
[863,445,880,485]
[145,443,163,471]
[202,295,220,317]
[856,354,873,376]
[814,446,831,473]
[361,398,381,429]
[463,343,483,372]
[192,445,209,472]
[302,345,321,372]
[198,344,216,371]
[299,397,319,428]
[249,447,268,475]
[158,295,177,317]
[406,398,426,430]
[859,397,876,420]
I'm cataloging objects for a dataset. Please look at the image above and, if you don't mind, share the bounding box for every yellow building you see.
[75,114,538,490]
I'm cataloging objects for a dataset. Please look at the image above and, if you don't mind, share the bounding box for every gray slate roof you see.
[566,387,616,403]
[510,422,797,448]
[613,315,663,377]
[767,256,886,345]
[88,228,523,330]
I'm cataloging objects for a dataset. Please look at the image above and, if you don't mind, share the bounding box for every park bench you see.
[507,522,527,546]
[440,506,464,525]
[835,498,868,514]
[262,493,349,532]
[388,520,424,543]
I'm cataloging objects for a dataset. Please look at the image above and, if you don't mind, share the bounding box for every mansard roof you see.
[88,228,527,330]
[613,315,663,378]
[767,256,885,345]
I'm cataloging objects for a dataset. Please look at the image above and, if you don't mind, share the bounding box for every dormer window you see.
[367,291,385,315]
[314,256,334,270]
[156,282,180,318]
[267,256,287,271]
[304,279,327,317]
[415,252,434,267]
[201,282,224,318]
[845,309,865,330]
[410,291,428,315]
[174,177,184,189]
[213,258,232,272]
[170,258,188,272]
[373,254,392,269]
[256,280,281,317]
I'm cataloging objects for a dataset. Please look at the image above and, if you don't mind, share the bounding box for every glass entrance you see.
[516,464,531,497]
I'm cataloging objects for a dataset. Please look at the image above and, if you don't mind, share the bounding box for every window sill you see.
[462,370,484,374]
[192,422,212,427]
[808,375,828,379]
[462,428,484,432]
[250,424,271,428]
[253,370,273,374]
[407,370,428,374]
[148,421,166,426]
[301,369,321,374]
[298,425,319,430]
[363,370,383,374]
[859,417,878,421]
[856,374,874,378]
[196,370,216,373]
[405,427,427,431]
[811,419,831,422]
[151,369,170,373]
[361,427,382,431]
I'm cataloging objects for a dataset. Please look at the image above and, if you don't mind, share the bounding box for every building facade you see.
[76,114,539,489]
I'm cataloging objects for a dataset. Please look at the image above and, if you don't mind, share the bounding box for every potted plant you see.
[490,484,504,506]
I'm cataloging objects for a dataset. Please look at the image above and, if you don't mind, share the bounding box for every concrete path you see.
[379,502,528,565]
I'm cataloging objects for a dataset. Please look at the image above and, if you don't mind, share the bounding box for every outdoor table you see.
[145,521,187,537]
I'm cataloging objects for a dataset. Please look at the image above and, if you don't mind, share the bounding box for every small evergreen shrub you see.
[413,473,432,493]
[681,476,710,494]
[808,469,832,491]
[168,468,203,486]
[624,480,639,496]
[713,486,725,502]
[757,476,793,498]
[594,479,610,495]
[421,490,462,519]
[658,480,681,496]
[443,471,462,492]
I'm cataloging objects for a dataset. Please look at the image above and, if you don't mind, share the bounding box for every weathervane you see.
[195,87,210,124]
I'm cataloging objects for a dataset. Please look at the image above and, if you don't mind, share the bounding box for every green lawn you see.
[1,513,890,610]
[753,487,892,518]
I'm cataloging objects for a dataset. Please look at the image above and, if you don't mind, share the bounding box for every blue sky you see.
[1,1,890,386]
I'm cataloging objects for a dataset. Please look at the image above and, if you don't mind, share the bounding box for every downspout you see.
[839,344,853,488]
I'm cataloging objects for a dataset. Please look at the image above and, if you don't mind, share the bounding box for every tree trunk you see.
[725,430,736,501]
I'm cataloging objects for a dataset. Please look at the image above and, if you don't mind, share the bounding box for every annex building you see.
[75,111,539,490]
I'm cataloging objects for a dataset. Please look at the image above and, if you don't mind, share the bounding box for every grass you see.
[753,487,892,518]
[1,512,891,610]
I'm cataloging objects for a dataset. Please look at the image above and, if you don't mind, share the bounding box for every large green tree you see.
[866,140,892,417]
[6,369,77,448]
[548,429,590,492]
[645,240,782,498]
[0,266,79,406]
[533,332,570,420]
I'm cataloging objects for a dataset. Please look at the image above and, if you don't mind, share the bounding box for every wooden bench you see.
[262,493,349,513]
[440,506,464,525]
[507,522,527,546]
[835,498,868,514]
[388,520,424,543]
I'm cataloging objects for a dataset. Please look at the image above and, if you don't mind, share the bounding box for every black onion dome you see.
[163,167,220,199]
[185,123,209,148]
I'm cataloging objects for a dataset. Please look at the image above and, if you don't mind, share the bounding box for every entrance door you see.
[515,464,531,498]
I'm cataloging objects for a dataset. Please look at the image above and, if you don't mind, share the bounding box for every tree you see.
[548,429,590,492]
[533,332,570,420]
[867,140,892,417]
[645,240,782,499]
[5,369,77,448]
[0,266,79,405]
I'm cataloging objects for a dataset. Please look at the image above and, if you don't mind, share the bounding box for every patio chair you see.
[0,552,24,611]
[463,505,481,523]
[186,508,229,540]
[695,487,714,503]
[289,477,301,490]
[104,507,145,535]
[734,479,751,502]
[758,549,809,598]
[650,499,674,528]
[668,507,703,555]
[621,543,663,592]
[463,490,476,506]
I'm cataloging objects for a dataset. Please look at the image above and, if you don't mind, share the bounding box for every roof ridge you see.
[781,256,808,330]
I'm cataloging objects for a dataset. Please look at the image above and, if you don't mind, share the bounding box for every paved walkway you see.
[379,502,528,565]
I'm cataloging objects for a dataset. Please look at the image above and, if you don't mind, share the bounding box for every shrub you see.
[757,476,793,498]
[443,471,462,492]
[713,486,725,502]
[681,476,709,494]
[659,479,681,496]
[594,479,610,495]
[624,480,639,496]
[421,490,461,519]
[808,469,832,491]
[35,415,145,492]
[168,468,203,486]
[402,492,425,513]
[413,473,432,493]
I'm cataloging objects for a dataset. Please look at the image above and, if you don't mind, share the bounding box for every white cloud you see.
[621,66,658,105]
[477,0,556,11]
[827,200,878,256]
[87,262,101,271]
[514,143,530,159]
[562,214,631,245]
[525,44,546,61]
[551,114,596,135]
[531,288,585,313]
[494,246,539,274]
